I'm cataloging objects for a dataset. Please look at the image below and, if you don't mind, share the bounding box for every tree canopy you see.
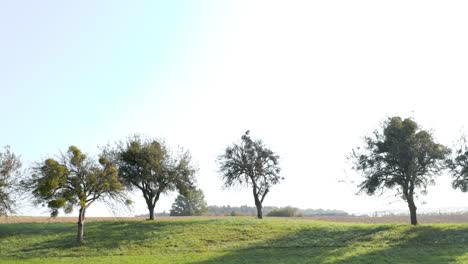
[447,136,468,192]
[350,117,450,225]
[218,131,282,219]
[30,146,126,244]
[0,146,21,215]
[116,136,196,220]
[170,188,208,216]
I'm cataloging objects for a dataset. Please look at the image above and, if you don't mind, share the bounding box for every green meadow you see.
[2,217,468,263]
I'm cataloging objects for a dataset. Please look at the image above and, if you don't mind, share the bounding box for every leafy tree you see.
[218,131,282,219]
[0,146,21,215]
[350,117,449,225]
[447,136,468,193]
[116,136,195,220]
[170,188,208,216]
[30,146,126,244]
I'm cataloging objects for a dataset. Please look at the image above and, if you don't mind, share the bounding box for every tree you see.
[447,136,468,193]
[0,146,21,215]
[116,136,195,220]
[170,188,208,216]
[350,117,449,225]
[30,146,126,244]
[218,131,282,219]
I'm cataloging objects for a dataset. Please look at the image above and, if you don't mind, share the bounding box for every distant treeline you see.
[136,205,348,217]
[206,206,348,217]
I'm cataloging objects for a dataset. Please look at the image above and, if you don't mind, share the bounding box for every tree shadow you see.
[2,219,220,258]
[84,219,219,249]
[332,225,468,264]
[0,223,72,238]
[0,223,76,258]
[5,219,468,263]
[191,224,468,264]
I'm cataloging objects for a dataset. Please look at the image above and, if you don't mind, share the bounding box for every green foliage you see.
[115,135,196,220]
[28,146,127,243]
[229,210,247,216]
[48,198,66,209]
[2,218,468,263]
[266,206,303,217]
[352,117,449,196]
[0,146,21,215]
[30,146,125,217]
[350,117,450,225]
[218,131,283,218]
[447,136,468,192]
[170,188,208,216]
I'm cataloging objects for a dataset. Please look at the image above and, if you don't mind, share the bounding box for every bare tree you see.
[0,146,21,215]
[218,131,282,219]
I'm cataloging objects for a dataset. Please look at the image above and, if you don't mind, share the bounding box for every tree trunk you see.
[407,199,418,225]
[253,188,263,219]
[255,202,263,219]
[144,193,159,220]
[77,207,86,244]
[148,205,155,220]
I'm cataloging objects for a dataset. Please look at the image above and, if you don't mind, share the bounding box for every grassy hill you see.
[1,217,468,263]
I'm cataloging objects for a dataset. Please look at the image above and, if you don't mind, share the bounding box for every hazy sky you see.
[1,1,468,217]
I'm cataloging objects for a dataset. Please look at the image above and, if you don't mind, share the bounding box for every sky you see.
[1,1,468,217]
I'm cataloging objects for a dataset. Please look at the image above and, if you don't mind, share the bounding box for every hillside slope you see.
[1,217,468,263]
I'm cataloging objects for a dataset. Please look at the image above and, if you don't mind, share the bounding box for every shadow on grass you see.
[0,223,77,258]
[1,218,220,258]
[192,225,468,264]
[4,219,468,263]
[84,219,219,249]
[0,223,73,238]
[331,226,468,264]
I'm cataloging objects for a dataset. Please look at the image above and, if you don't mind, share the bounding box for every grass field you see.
[2,217,468,263]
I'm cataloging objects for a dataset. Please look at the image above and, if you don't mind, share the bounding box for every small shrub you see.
[267,207,303,217]
[228,211,248,216]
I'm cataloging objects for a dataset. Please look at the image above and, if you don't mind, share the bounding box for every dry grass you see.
[3,213,468,224]
[0,216,142,223]
[305,213,468,224]
[0,215,228,224]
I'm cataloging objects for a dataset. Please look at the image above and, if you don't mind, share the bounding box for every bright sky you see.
[1,1,468,217]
